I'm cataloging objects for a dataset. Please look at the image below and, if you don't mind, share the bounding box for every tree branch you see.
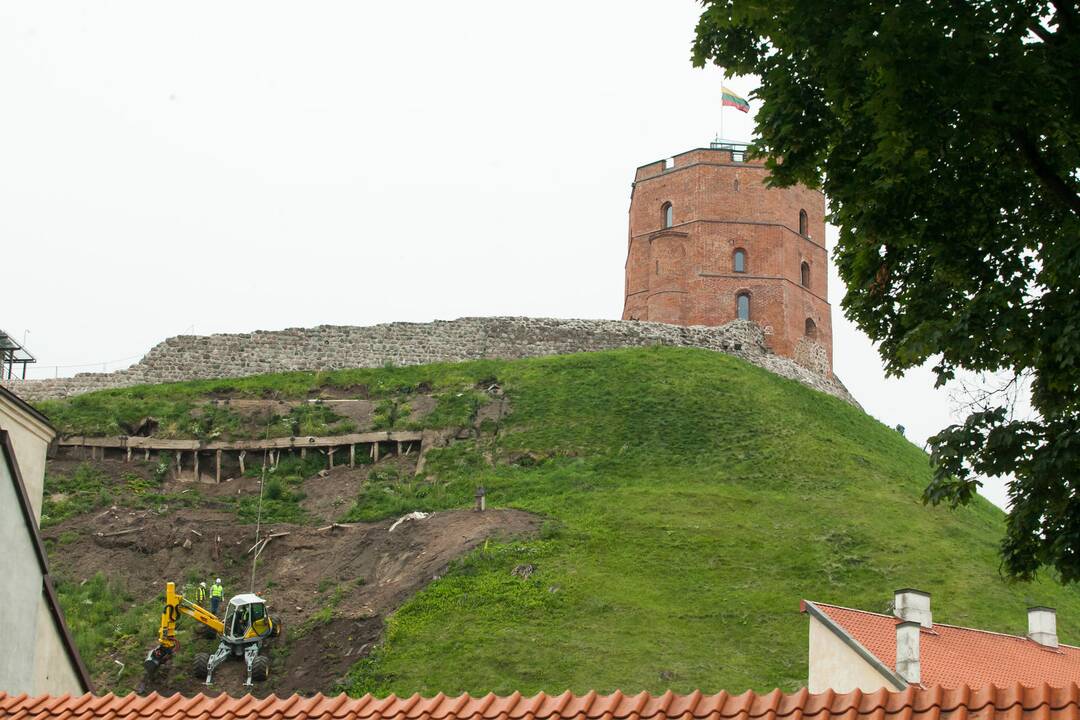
[1011,128,1080,216]
[1054,2,1077,32]
[1028,20,1054,42]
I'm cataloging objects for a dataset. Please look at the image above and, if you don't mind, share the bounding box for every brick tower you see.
[622,143,833,373]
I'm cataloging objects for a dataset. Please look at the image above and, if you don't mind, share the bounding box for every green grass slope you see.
[42,347,1080,695]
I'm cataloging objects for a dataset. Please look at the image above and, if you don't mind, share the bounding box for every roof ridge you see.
[809,602,896,619]
[813,600,1080,650]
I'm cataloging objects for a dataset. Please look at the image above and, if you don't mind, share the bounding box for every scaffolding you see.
[0,329,35,380]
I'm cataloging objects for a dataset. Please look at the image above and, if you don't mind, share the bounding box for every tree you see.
[693,1,1080,580]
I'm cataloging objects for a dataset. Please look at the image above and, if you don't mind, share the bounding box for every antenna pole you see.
[249,419,272,592]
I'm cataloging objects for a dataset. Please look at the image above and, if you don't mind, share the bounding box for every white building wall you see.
[0,451,42,694]
[0,391,86,695]
[0,400,53,520]
[808,614,902,693]
[31,597,85,695]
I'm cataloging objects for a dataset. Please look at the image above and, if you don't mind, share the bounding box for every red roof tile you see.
[7,687,1080,720]
[813,602,1080,688]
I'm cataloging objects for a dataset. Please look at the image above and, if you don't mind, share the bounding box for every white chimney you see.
[894,588,932,628]
[1028,606,1058,648]
[895,620,922,685]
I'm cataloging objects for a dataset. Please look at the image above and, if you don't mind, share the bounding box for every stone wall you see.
[0,317,855,404]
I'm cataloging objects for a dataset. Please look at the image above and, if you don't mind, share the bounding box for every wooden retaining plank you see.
[59,430,424,453]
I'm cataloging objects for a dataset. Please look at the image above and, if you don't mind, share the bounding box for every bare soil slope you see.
[45,496,538,696]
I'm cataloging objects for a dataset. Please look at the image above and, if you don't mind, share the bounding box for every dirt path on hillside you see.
[44,505,540,697]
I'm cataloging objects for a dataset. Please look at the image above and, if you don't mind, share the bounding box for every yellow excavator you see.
[144,581,281,686]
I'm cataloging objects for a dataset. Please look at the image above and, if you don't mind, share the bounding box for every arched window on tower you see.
[799,209,808,236]
[733,248,747,273]
[805,318,818,339]
[662,202,673,229]
[801,261,810,287]
[736,292,751,321]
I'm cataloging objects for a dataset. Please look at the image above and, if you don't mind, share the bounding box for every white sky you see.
[0,1,1009,508]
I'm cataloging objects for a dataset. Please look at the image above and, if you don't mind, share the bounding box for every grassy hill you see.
[37,347,1080,695]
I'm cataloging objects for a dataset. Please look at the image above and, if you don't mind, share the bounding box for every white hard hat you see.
[216,578,221,583]
[200,582,206,587]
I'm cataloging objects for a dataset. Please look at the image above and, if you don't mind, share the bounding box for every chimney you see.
[1028,606,1058,648]
[893,588,932,628]
[895,620,922,685]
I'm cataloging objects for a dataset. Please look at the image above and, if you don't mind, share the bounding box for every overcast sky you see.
[0,1,1009,508]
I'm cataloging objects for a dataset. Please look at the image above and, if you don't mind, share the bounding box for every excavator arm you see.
[144,582,224,673]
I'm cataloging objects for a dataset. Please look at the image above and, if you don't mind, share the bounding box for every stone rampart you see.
[1,317,855,404]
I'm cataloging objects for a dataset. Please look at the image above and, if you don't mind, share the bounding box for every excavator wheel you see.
[250,655,270,682]
[191,653,210,681]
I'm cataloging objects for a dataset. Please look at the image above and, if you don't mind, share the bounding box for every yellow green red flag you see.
[722,86,750,113]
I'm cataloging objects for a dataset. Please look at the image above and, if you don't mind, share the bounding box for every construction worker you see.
[210,578,224,615]
[195,581,208,606]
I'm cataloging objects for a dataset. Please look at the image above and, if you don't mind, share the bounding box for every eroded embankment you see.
[44,469,539,696]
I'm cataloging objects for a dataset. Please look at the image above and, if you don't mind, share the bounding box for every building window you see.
[801,261,810,287]
[805,318,818,339]
[733,248,747,273]
[736,293,750,321]
[799,209,808,236]
[662,202,673,229]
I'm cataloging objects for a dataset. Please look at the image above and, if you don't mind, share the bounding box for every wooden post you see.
[216,450,222,483]
[194,452,200,482]
[397,441,402,457]
[301,447,307,459]
[175,451,182,480]
[126,447,132,463]
[328,447,335,469]
[349,444,355,468]
[239,450,246,475]
[373,442,380,463]
[144,448,150,461]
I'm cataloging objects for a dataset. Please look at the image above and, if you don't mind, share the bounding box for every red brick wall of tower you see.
[622,147,833,372]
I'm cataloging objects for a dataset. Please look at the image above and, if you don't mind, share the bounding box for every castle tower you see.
[622,143,833,373]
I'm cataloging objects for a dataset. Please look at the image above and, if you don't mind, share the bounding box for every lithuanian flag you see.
[722,86,750,113]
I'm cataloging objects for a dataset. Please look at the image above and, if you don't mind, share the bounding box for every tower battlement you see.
[622,146,833,373]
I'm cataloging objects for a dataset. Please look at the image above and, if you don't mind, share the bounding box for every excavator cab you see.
[222,593,274,643]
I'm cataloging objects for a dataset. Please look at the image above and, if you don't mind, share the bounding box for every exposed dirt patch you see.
[299,455,415,524]
[44,504,539,697]
[315,385,370,400]
[404,395,437,424]
[48,455,159,482]
[212,399,298,423]
[318,399,376,428]
[475,397,510,428]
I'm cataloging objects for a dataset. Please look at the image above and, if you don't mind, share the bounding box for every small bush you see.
[265,478,285,501]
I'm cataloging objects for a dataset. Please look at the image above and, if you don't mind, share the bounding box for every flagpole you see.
[720,73,726,142]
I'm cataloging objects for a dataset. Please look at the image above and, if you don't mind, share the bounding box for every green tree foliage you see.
[692,1,1080,580]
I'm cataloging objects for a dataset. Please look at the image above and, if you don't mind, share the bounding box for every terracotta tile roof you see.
[7,686,1080,720]
[812,601,1080,688]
